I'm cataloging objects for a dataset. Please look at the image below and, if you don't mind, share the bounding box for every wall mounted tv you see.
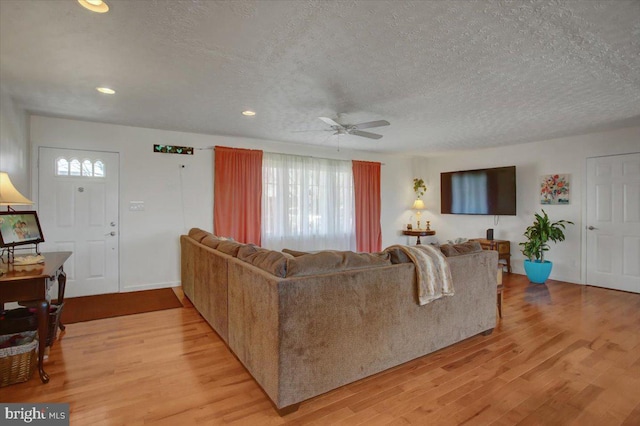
[441,166,516,215]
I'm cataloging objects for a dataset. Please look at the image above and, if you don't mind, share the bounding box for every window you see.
[55,157,106,177]
[262,153,355,251]
[94,160,105,177]
[56,158,69,176]
[69,159,81,176]
[82,160,92,176]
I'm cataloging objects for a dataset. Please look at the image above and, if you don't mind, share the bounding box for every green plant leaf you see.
[520,209,573,261]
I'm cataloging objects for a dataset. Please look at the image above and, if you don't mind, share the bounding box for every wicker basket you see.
[0,308,38,335]
[47,303,64,347]
[0,331,38,387]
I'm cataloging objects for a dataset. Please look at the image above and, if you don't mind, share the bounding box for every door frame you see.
[34,146,122,294]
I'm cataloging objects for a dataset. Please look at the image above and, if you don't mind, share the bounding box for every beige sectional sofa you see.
[181,228,498,414]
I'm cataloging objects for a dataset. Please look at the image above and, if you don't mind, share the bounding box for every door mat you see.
[59,288,183,324]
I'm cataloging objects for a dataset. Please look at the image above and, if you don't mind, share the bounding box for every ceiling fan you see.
[317,116,390,140]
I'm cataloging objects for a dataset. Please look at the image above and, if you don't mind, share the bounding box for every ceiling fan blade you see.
[350,130,383,140]
[352,120,390,130]
[319,117,343,128]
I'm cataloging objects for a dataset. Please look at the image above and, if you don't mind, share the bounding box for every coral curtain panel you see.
[352,160,382,252]
[213,146,263,245]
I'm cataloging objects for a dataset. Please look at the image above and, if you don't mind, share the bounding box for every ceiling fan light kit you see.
[317,117,390,140]
[78,0,109,13]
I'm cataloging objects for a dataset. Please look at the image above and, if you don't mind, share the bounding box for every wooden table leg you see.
[416,235,422,245]
[57,268,66,331]
[36,299,50,383]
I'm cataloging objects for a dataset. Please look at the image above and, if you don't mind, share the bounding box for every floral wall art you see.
[540,174,570,204]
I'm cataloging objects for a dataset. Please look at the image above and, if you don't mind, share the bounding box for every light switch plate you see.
[129,201,145,211]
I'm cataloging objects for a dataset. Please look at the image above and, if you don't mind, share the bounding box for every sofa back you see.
[226,249,498,408]
[181,234,232,343]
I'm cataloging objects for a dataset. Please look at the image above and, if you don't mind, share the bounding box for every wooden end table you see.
[402,229,436,245]
[471,238,511,273]
[0,251,72,383]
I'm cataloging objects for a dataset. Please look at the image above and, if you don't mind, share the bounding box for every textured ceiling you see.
[1,0,639,153]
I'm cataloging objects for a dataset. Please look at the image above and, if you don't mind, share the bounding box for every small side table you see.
[471,238,511,273]
[402,229,436,245]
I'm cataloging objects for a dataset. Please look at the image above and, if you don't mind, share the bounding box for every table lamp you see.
[0,171,34,211]
[412,199,425,229]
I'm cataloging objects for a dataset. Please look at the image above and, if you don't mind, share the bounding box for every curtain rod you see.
[195,146,385,165]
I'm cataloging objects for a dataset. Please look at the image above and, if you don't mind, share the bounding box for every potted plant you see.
[413,178,427,198]
[519,209,573,284]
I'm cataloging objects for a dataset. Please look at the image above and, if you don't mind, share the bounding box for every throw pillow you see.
[243,250,293,277]
[237,244,261,259]
[216,241,245,257]
[201,235,223,249]
[454,240,482,254]
[188,228,211,242]
[439,244,460,257]
[440,241,483,257]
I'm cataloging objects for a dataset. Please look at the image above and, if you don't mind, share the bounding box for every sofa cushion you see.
[188,228,211,243]
[217,241,245,257]
[439,244,459,257]
[242,249,293,277]
[455,241,483,254]
[237,244,260,259]
[285,250,391,277]
[440,241,483,257]
[201,235,224,249]
[282,248,310,257]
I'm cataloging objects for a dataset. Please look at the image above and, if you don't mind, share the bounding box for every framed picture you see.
[0,211,45,248]
[540,174,570,205]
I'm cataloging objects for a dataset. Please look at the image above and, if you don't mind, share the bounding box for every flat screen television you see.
[441,166,516,215]
[0,211,45,248]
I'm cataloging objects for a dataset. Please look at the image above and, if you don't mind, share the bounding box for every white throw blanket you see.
[386,244,454,305]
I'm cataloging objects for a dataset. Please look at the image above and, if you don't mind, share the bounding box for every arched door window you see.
[55,157,107,178]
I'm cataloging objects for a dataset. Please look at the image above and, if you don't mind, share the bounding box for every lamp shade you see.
[0,172,34,206]
[412,199,425,210]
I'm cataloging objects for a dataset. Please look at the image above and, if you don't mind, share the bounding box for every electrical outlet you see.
[129,201,145,211]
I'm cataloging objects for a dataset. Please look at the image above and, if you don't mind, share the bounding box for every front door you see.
[586,153,640,293]
[38,147,119,297]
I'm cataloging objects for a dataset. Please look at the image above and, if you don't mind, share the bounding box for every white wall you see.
[0,89,29,194]
[31,115,638,289]
[30,116,413,291]
[417,126,640,284]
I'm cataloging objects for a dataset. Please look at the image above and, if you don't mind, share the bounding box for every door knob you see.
[105,231,116,236]
[587,226,597,230]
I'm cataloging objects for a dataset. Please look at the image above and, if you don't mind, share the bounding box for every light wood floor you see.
[2,274,639,425]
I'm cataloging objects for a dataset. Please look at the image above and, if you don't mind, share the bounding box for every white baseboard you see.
[120,281,180,292]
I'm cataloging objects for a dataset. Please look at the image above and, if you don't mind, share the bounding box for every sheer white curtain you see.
[262,152,356,251]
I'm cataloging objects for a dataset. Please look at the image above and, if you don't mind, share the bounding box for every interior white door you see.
[38,147,119,297]
[586,153,640,293]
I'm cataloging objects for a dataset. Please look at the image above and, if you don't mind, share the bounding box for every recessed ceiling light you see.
[96,87,115,95]
[242,110,256,116]
[78,0,109,13]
